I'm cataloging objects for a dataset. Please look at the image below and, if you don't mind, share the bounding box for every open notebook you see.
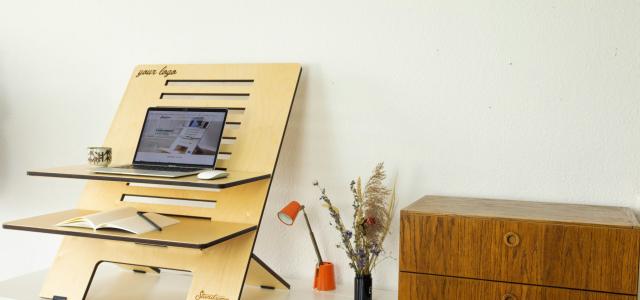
[56,207,179,234]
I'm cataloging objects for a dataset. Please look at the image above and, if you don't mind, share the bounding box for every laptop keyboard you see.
[127,165,204,172]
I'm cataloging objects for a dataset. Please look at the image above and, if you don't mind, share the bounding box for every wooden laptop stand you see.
[3,64,301,300]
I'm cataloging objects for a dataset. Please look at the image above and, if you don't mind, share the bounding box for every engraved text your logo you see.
[136,65,177,78]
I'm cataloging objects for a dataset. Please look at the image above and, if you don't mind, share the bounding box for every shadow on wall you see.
[0,64,8,193]
[260,64,341,277]
[278,65,339,193]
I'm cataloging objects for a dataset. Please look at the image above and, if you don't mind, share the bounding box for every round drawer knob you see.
[503,232,520,247]
[502,293,517,300]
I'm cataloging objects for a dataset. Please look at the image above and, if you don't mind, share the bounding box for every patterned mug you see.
[88,147,112,167]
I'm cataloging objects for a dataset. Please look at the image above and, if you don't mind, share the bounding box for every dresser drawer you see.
[399,272,636,300]
[400,212,640,294]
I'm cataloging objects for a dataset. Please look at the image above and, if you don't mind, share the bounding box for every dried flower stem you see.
[314,162,397,276]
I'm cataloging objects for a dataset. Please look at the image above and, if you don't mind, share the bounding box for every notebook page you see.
[97,213,179,234]
[85,207,138,227]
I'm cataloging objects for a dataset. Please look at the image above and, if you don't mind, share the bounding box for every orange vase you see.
[313,262,336,291]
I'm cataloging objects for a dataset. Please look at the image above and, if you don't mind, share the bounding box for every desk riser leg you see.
[40,233,256,300]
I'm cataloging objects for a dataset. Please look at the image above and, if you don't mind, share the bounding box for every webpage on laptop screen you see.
[135,110,225,166]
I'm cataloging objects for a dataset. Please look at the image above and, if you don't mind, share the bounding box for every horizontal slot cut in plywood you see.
[219,145,234,154]
[160,93,249,101]
[225,121,241,128]
[122,194,216,209]
[86,262,191,298]
[165,79,253,86]
[147,108,244,120]
[127,182,221,192]
[223,128,240,138]
[221,137,236,144]
[159,99,248,109]
[224,110,244,124]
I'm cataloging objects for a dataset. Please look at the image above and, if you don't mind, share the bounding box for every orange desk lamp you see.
[277,200,336,291]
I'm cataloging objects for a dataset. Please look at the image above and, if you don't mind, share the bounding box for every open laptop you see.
[94,107,228,178]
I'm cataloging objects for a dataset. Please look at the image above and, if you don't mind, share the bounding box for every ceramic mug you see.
[88,147,112,167]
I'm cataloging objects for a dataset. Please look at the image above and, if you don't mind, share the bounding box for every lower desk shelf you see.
[3,209,257,249]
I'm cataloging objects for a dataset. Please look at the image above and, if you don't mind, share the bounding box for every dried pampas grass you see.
[315,162,397,275]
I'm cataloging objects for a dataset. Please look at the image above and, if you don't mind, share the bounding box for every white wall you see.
[1,0,639,291]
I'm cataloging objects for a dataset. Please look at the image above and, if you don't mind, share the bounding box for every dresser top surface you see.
[403,195,640,228]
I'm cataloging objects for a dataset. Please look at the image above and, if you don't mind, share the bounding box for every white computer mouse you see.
[197,170,229,180]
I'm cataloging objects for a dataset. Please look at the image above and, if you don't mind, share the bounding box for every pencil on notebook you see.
[137,212,162,232]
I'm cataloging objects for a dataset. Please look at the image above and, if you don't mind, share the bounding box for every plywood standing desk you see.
[3,64,301,300]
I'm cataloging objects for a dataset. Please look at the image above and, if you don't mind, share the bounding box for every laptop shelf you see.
[3,209,257,249]
[27,165,270,189]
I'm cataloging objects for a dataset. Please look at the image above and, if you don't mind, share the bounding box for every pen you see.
[137,212,162,231]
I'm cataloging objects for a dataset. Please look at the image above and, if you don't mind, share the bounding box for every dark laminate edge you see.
[165,79,255,85]
[26,171,270,189]
[160,92,251,97]
[2,223,257,250]
[200,226,258,249]
[250,253,291,289]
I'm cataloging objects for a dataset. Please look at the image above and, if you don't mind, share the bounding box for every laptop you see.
[94,107,228,178]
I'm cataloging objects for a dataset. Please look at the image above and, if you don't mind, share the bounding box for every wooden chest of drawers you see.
[399,196,640,300]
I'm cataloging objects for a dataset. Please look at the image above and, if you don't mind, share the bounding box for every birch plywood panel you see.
[5,64,301,300]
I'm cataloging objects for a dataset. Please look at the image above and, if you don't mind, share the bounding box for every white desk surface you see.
[0,263,397,300]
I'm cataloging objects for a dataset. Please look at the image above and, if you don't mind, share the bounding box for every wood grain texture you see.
[398,272,635,300]
[244,254,290,289]
[400,196,640,295]
[400,213,640,294]
[40,234,257,300]
[403,195,640,228]
[4,64,301,299]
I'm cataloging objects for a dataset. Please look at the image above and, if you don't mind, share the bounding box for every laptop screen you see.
[133,108,227,167]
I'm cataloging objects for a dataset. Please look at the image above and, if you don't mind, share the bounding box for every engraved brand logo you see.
[136,66,177,78]
[195,290,229,300]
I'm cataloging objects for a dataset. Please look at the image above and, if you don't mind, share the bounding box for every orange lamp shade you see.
[277,200,302,225]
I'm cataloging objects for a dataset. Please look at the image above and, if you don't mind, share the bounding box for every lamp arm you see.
[301,207,324,264]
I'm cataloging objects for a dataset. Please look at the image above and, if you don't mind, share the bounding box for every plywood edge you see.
[27,166,271,189]
[244,254,290,289]
[3,210,258,250]
[3,222,257,249]
[240,65,301,295]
